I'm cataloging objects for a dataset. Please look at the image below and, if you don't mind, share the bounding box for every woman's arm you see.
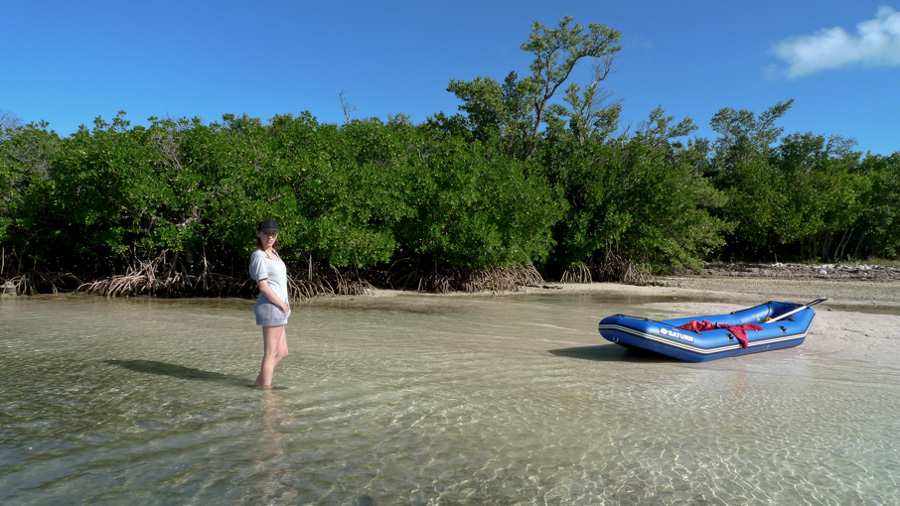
[257,279,290,314]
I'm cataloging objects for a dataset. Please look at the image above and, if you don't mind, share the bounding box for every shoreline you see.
[354,277,900,370]
[10,274,900,310]
[7,275,899,368]
[361,276,900,307]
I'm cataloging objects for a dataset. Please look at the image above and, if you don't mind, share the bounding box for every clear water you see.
[2,294,898,505]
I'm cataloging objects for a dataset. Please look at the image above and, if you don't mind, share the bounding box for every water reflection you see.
[2,294,899,505]
[233,390,299,504]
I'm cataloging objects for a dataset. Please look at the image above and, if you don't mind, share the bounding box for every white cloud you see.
[772,6,900,79]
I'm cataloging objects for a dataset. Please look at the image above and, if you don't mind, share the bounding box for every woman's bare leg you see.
[252,325,289,387]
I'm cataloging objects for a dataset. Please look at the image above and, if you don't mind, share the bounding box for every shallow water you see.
[2,294,899,505]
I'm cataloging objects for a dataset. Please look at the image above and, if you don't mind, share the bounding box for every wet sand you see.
[361,277,900,370]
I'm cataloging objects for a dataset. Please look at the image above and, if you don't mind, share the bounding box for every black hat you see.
[257,219,280,232]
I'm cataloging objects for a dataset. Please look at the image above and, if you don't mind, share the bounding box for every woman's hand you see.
[259,279,290,315]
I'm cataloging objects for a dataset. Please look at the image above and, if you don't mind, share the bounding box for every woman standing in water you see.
[249,219,290,388]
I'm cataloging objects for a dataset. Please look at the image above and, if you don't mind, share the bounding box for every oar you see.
[764,298,828,323]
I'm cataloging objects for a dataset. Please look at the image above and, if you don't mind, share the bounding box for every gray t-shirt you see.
[249,250,289,326]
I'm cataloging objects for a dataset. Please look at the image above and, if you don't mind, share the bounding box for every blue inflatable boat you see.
[598,299,826,362]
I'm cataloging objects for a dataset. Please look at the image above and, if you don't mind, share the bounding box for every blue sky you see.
[3,1,899,155]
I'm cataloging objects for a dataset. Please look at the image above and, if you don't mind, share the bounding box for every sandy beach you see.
[359,275,900,369]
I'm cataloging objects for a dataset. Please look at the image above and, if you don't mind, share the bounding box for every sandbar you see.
[362,276,900,369]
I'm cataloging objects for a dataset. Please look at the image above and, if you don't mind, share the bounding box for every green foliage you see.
[520,16,622,152]
[711,100,794,170]
[712,124,875,261]
[716,155,785,256]
[770,133,869,259]
[551,136,729,273]
[195,112,415,268]
[0,122,60,252]
[394,134,563,269]
[449,15,622,160]
[34,112,207,270]
[1,109,571,285]
[855,153,900,258]
[447,72,535,158]
[636,106,698,149]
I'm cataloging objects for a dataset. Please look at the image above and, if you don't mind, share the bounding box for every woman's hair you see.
[255,233,280,251]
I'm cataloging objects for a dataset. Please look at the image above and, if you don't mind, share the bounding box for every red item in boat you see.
[677,320,763,349]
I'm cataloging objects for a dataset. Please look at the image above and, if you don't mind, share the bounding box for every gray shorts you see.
[254,296,290,326]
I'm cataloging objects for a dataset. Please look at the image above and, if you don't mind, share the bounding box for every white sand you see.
[557,278,900,368]
[362,277,900,369]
